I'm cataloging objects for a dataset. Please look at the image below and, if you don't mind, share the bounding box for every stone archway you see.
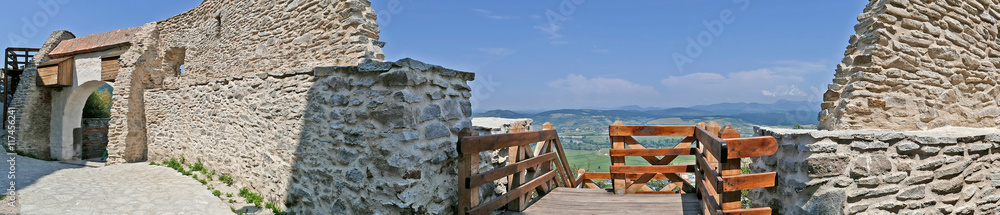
[51,80,111,160]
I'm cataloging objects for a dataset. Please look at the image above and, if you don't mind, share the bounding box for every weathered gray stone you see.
[968,144,991,152]
[930,178,963,194]
[852,141,889,150]
[921,146,941,154]
[800,142,837,153]
[897,142,921,152]
[441,100,463,120]
[961,185,977,200]
[883,172,907,184]
[801,189,845,214]
[419,105,441,122]
[897,185,926,200]
[394,90,423,103]
[850,154,892,178]
[942,146,965,154]
[858,176,880,187]
[424,123,451,139]
[934,160,969,179]
[806,155,850,177]
[371,105,413,128]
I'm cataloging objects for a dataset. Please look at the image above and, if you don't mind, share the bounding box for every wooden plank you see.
[467,152,557,189]
[608,165,696,174]
[517,188,700,215]
[621,136,697,193]
[722,172,776,192]
[695,126,727,163]
[458,130,558,154]
[723,208,772,215]
[56,57,73,86]
[551,138,575,188]
[82,130,109,135]
[82,144,108,150]
[696,153,722,194]
[82,138,108,144]
[697,174,724,215]
[582,172,675,181]
[725,137,778,159]
[101,57,119,81]
[608,125,695,137]
[456,129,480,215]
[609,148,696,157]
[81,127,110,131]
[718,126,743,210]
[468,170,556,215]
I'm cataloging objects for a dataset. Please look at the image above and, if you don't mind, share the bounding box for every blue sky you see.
[2,1,869,111]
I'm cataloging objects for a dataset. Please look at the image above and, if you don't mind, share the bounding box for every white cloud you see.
[762,85,806,97]
[477,48,515,57]
[549,74,659,98]
[660,68,808,101]
[591,46,609,54]
[472,8,516,20]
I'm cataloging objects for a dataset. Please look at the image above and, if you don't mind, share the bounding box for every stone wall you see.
[153,0,384,89]
[749,126,1000,214]
[8,31,76,159]
[144,59,474,214]
[108,0,386,163]
[820,0,1000,130]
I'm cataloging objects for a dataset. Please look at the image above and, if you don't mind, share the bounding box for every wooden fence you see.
[456,123,576,215]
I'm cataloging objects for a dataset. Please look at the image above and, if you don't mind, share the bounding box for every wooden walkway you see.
[514,188,700,215]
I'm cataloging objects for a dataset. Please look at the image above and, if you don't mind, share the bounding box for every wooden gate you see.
[81,127,109,160]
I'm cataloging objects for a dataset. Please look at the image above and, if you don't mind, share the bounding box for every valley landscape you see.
[474,100,820,172]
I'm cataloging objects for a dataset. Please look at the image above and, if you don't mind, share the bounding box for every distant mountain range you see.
[474,100,820,131]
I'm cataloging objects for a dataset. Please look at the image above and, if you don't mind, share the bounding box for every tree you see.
[82,85,113,118]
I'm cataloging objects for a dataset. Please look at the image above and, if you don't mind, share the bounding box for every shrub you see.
[219,174,234,186]
[213,190,222,197]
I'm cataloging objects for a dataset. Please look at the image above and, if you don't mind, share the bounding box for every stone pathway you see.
[0,155,232,215]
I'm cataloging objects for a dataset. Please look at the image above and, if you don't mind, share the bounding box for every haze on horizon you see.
[1,1,869,111]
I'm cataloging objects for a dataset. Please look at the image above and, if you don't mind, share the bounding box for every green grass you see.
[565,149,695,173]
[219,174,234,186]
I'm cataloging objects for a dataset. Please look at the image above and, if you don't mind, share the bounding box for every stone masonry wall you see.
[153,0,384,89]
[749,126,1000,214]
[144,58,474,214]
[820,0,1000,130]
[8,31,76,159]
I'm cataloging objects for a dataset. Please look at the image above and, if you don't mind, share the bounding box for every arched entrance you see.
[52,80,111,160]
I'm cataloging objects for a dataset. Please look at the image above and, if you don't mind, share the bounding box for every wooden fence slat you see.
[695,126,727,163]
[82,138,109,144]
[466,152,558,189]
[722,172,776,192]
[608,148,697,157]
[81,144,108,150]
[458,130,558,154]
[718,125,743,210]
[723,208,773,215]
[608,165,697,174]
[608,125,695,136]
[467,170,556,215]
[725,136,778,159]
[456,129,480,215]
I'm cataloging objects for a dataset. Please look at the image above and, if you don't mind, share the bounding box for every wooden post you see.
[457,128,480,214]
[610,121,627,195]
[719,126,742,210]
[507,124,528,211]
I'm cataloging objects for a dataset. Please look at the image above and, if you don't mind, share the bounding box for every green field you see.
[564,149,696,173]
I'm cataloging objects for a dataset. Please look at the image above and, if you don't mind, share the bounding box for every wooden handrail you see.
[456,122,574,215]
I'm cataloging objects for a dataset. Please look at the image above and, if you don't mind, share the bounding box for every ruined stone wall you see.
[749,126,1000,214]
[8,31,76,159]
[144,59,474,214]
[820,0,1000,130]
[153,0,384,89]
[107,23,159,164]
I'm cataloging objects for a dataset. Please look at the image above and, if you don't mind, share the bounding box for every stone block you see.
[806,155,850,178]
[930,178,963,194]
[897,185,926,200]
[850,154,892,178]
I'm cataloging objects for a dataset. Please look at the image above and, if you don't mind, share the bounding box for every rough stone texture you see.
[7,30,76,159]
[819,0,1000,130]
[106,23,159,164]
[143,59,473,214]
[154,0,385,89]
[751,126,1000,214]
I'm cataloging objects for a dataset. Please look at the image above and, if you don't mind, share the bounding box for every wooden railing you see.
[456,122,576,215]
[608,121,778,215]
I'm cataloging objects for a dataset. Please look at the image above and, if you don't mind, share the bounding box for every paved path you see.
[1,155,232,215]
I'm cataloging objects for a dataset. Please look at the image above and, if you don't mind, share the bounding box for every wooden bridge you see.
[456,121,778,215]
